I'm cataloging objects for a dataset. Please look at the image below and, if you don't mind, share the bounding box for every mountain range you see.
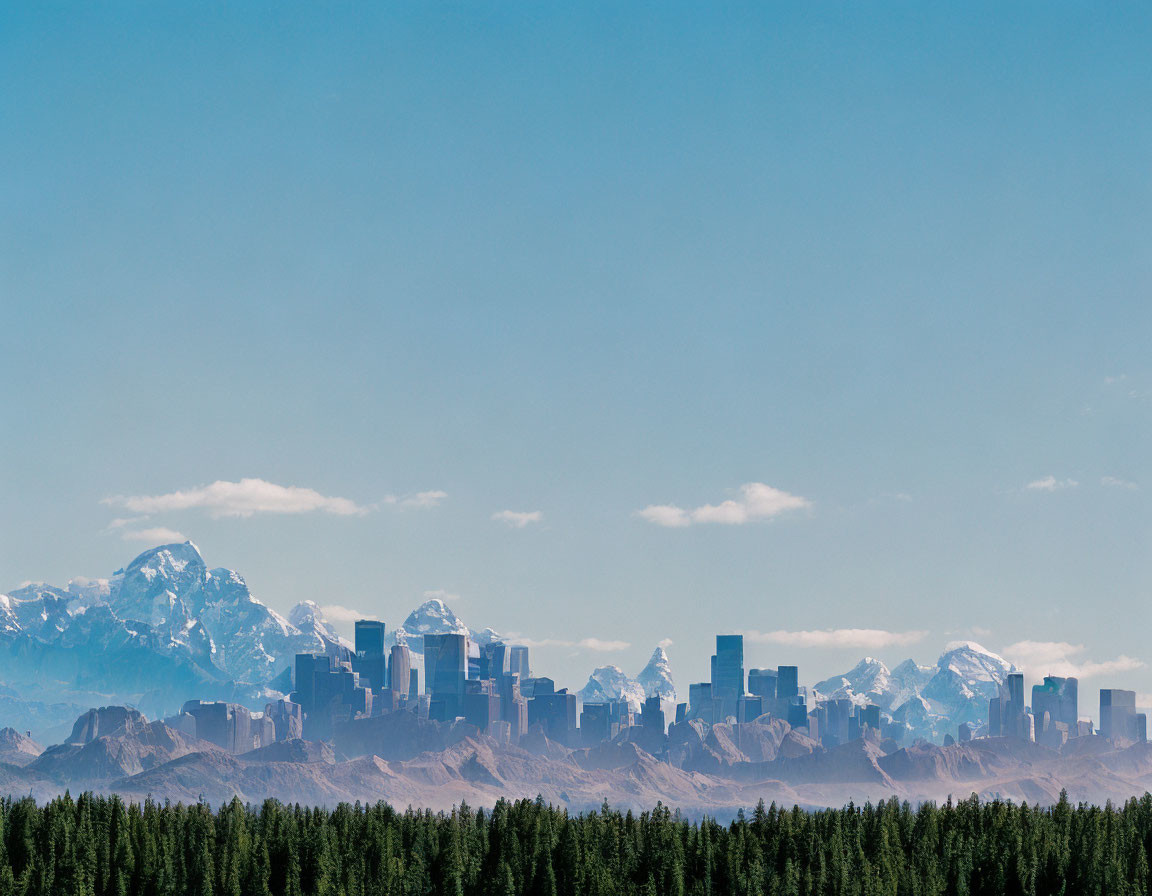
[2,542,1015,745]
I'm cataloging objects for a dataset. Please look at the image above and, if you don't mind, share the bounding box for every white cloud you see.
[504,634,631,652]
[1001,640,1145,680]
[384,490,447,509]
[636,505,691,527]
[105,478,368,518]
[578,638,632,651]
[422,589,461,604]
[1025,476,1078,492]
[637,482,810,528]
[491,510,543,528]
[1102,476,1139,490]
[319,604,379,625]
[658,638,674,649]
[743,628,927,649]
[120,526,188,544]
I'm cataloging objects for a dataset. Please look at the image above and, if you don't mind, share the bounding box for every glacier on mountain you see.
[578,647,678,711]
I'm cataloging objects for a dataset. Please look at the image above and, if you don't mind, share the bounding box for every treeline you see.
[0,791,1150,896]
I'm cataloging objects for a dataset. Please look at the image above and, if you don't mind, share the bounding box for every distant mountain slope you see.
[0,542,347,736]
[578,646,678,710]
[815,642,1015,742]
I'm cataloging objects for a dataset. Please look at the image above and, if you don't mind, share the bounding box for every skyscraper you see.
[389,644,411,703]
[1032,675,1078,746]
[776,666,799,700]
[509,645,531,681]
[711,634,744,719]
[1101,689,1137,741]
[748,668,778,700]
[353,620,386,691]
[424,633,469,720]
[354,620,385,657]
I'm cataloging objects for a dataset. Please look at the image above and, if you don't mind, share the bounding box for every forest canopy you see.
[0,791,1148,896]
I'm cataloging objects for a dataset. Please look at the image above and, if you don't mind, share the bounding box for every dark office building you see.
[738,694,765,723]
[642,695,666,732]
[1005,673,1025,717]
[529,689,577,744]
[352,620,387,692]
[776,666,799,701]
[787,695,808,730]
[462,679,501,732]
[523,676,555,699]
[481,642,508,681]
[1101,689,1138,741]
[296,653,373,737]
[354,620,385,657]
[424,633,468,697]
[421,633,468,721]
[711,635,745,719]
[858,703,881,733]
[988,695,1004,737]
[580,702,612,745]
[748,668,778,700]
[688,682,719,724]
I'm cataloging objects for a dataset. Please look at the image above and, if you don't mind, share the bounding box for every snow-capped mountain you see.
[109,543,343,684]
[390,598,471,653]
[812,642,1014,743]
[578,665,647,711]
[577,647,678,711]
[0,542,348,736]
[288,601,348,649]
[890,659,936,701]
[922,641,1014,705]
[637,647,677,702]
[814,657,935,713]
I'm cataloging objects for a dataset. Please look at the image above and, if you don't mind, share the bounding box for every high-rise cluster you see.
[685,636,882,748]
[283,623,1146,753]
[986,673,1147,747]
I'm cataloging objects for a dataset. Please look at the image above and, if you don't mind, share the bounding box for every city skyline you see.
[3,4,1151,697]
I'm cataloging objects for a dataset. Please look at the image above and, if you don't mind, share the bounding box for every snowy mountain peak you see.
[471,627,504,648]
[815,657,893,709]
[389,597,470,654]
[124,541,207,580]
[578,665,646,711]
[937,641,1015,680]
[399,599,468,636]
[288,600,326,630]
[288,601,345,647]
[637,647,676,702]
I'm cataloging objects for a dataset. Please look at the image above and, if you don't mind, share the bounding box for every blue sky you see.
[2,3,1150,701]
